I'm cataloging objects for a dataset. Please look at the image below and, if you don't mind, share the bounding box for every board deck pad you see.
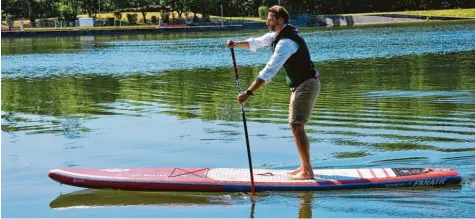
[48,167,461,192]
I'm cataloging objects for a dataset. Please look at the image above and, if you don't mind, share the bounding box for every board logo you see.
[99,169,130,173]
[413,178,447,187]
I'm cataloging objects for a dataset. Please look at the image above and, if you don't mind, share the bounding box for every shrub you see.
[126,14,137,24]
[161,11,170,23]
[107,17,114,25]
[258,6,268,20]
[114,11,122,20]
[171,12,178,23]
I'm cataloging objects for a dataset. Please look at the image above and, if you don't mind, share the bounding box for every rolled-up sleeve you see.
[246,32,277,52]
[257,39,299,82]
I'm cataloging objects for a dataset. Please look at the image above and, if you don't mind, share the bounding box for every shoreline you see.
[2,14,473,38]
[1,24,248,38]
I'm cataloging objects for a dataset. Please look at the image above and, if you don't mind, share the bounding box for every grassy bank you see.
[8,11,264,28]
[19,25,159,32]
[343,8,475,18]
[89,8,475,21]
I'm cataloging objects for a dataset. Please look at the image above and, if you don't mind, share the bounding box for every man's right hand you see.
[226,40,236,48]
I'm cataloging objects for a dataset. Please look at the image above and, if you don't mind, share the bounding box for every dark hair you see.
[268,5,289,23]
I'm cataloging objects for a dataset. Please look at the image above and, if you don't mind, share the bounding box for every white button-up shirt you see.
[246,28,299,83]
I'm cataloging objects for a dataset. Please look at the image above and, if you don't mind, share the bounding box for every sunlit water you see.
[2,21,475,217]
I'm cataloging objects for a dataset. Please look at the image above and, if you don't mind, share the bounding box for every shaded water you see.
[2,21,475,217]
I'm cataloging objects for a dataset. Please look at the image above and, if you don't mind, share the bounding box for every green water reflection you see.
[2,51,474,154]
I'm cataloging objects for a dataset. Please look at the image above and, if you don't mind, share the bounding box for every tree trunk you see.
[26,0,36,27]
[70,0,78,21]
[142,11,147,23]
[178,11,182,22]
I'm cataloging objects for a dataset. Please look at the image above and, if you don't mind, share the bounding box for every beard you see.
[268,24,277,32]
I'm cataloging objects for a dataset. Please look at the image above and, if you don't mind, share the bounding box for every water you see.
[2,21,475,217]
[2,21,475,77]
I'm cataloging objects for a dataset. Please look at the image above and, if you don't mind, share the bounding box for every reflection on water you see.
[49,189,236,209]
[3,51,474,154]
[50,185,468,218]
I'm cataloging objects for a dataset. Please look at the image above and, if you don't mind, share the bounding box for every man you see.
[226,5,321,180]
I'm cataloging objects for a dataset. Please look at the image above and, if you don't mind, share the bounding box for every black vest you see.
[272,25,317,88]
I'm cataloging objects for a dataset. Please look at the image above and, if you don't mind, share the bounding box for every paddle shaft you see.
[230,47,256,196]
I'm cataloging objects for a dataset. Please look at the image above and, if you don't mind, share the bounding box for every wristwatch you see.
[246,89,253,96]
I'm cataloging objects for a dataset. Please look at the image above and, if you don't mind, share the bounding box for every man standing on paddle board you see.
[226,5,320,180]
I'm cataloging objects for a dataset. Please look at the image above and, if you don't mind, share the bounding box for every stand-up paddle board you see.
[48,167,461,192]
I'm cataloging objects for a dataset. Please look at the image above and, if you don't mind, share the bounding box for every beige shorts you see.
[289,78,321,124]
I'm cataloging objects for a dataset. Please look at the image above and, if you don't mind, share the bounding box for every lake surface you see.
[2,21,475,217]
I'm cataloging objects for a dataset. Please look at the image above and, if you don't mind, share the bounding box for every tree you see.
[128,0,159,23]
[77,0,99,17]
[162,0,185,22]
[61,0,80,21]
[185,0,201,20]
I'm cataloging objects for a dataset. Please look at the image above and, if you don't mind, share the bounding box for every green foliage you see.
[171,12,178,23]
[106,17,114,25]
[6,14,13,22]
[258,6,268,19]
[161,11,170,23]
[126,13,138,24]
[113,11,122,20]
[186,0,202,14]
[62,10,77,22]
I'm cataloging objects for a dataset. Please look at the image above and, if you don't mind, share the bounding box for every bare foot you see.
[287,166,303,175]
[289,171,314,180]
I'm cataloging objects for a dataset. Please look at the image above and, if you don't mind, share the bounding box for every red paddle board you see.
[48,167,461,192]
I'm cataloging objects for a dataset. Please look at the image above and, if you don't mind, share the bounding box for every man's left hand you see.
[237,93,249,104]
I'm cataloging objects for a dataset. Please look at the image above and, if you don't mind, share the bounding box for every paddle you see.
[229,46,256,197]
